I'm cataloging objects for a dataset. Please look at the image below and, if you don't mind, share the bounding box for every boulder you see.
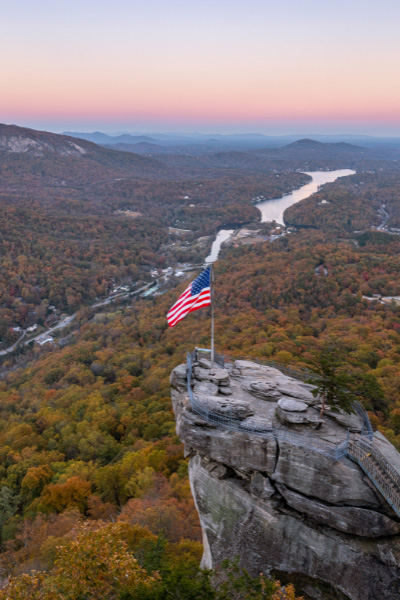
[278,398,308,412]
[239,416,273,433]
[219,386,233,395]
[276,381,316,404]
[196,394,254,420]
[194,366,230,386]
[198,357,213,369]
[245,380,281,401]
[276,404,323,426]
[232,360,281,379]
[193,381,219,396]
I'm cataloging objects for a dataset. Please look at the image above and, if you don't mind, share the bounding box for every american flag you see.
[167,267,211,327]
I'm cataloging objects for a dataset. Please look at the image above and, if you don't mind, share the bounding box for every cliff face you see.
[170,357,400,600]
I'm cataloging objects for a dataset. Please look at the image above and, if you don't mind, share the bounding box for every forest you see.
[0,124,313,343]
[2,125,400,597]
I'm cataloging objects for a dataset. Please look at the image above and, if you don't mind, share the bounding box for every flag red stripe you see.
[168,294,211,327]
[167,286,210,321]
[168,287,211,322]
[168,289,211,327]
[166,286,192,319]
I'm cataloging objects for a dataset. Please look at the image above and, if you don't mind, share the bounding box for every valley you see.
[1,125,400,598]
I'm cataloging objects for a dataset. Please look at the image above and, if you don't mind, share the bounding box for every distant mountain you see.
[101,141,226,156]
[102,142,167,154]
[251,138,370,162]
[0,123,165,167]
[0,124,171,202]
[0,123,99,157]
[153,137,377,173]
[283,138,367,153]
[62,131,114,144]
[64,130,400,150]
[110,134,158,145]
[64,131,161,146]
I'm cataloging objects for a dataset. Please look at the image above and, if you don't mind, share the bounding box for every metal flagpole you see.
[210,262,215,372]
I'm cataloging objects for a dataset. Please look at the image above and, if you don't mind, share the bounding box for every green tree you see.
[308,340,386,419]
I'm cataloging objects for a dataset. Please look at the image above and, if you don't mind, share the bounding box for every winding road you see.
[0,280,159,357]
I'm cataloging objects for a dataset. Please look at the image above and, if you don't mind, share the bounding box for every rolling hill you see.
[0,123,167,179]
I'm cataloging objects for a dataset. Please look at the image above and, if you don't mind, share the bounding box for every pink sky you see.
[1,0,400,134]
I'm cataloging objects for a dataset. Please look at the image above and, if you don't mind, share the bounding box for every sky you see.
[1,0,400,135]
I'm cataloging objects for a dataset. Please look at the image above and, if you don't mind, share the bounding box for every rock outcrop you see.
[171,357,400,600]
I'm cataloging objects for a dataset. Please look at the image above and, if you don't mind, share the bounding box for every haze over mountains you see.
[0,123,382,181]
[1,124,398,205]
[65,130,400,153]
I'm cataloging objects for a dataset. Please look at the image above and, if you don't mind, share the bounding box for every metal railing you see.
[192,347,225,368]
[223,353,374,442]
[186,349,400,515]
[353,402,374,441]
[347,438,400,518]
[187,350,348,460]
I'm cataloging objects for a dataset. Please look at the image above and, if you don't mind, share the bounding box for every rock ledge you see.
[171,357,400,600]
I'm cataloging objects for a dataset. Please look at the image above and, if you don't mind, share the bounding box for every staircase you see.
[347,438,400,518]
[189,349,400,518]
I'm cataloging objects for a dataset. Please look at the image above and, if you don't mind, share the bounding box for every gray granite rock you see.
[276,404,323,426]
[190,456,400,600]
[203,459,228,479]
[196,394,254,420]
[170,363,188,389]
[238,416,273,432]
[324,408,364,433]
[174,407,278,474]
[198,357,213,369]
[276,483,400,537]
[245,380,281,401]
[272,442,380,506]
[194,366,230,386]
[250,472,275,499]
[218,386,233,395]
[171,359,400,600]
[278,398,308,412]
[276,382,316,404]
[193,381,219,396]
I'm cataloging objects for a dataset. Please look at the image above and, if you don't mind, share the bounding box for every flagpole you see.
[210,262,215,372]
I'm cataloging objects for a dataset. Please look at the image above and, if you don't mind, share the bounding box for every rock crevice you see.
[171,357,400,600]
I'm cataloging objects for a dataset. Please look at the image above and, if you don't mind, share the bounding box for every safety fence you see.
[190,349,373,442]
[347,438,400,517]
[186,349,400,515]
[187,350,349,460]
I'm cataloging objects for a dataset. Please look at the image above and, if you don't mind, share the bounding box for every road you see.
[377,205,390,231]
[0,278,164,356]
[0,330,27,356]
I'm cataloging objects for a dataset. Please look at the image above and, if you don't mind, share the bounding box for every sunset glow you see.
[2,0,400,134]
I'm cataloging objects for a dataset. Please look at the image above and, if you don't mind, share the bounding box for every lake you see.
[205,169,355,263]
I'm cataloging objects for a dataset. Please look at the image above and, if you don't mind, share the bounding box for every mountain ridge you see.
[0,122,167,174]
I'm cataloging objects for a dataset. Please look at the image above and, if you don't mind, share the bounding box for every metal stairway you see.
[188,349,400,518]
[347,438,400,518]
